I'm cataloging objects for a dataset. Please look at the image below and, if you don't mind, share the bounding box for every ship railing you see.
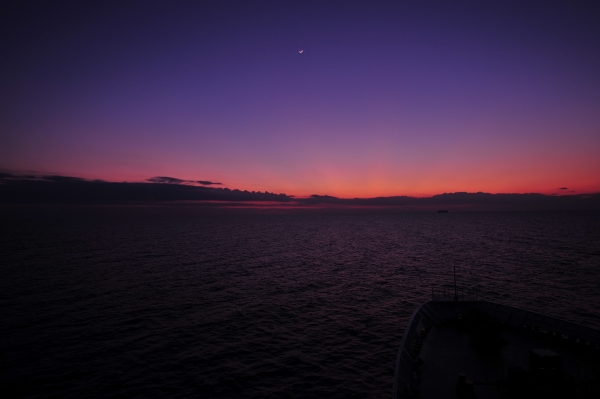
[431,284,483,302]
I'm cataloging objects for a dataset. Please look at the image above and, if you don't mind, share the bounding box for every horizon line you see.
[0,172,594,200]
[1,172,599,211]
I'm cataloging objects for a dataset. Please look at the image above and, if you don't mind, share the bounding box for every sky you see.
[1,0,599,198]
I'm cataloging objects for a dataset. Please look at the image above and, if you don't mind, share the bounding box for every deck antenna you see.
[454,266,458,301]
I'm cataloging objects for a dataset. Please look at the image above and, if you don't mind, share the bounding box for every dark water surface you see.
[1,206,599,398]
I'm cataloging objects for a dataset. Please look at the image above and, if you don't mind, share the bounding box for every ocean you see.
[1,206,599,398]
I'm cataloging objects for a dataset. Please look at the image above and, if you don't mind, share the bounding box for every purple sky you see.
[2,1,599,197]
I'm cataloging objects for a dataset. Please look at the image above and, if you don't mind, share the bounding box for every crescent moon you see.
[299,49,304,54]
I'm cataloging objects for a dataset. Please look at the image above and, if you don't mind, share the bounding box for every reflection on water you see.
[1,207,599,398]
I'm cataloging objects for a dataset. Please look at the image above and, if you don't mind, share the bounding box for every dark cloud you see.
[196,180,221,186]
[299,192,600,211]
[146,177,222,186]
[559,187,568,190]
[1,173,89,183]
[147,176,188,184]
[0,174,290,204]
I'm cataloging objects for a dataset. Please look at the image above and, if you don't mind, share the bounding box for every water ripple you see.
[1,208,599,398]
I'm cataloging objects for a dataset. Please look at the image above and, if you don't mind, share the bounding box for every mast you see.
[454,266,458,301]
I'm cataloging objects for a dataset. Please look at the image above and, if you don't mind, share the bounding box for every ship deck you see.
[393,301,600,398]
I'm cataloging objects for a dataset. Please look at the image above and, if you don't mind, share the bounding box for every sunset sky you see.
[2,1,599,198]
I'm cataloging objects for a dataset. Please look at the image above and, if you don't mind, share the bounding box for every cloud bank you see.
[1,173,599,211]
[0,173,287,204]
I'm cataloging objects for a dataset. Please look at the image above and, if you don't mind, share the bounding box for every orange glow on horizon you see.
[20,169,597,199]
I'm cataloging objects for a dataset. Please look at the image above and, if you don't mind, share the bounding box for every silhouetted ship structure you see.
[393,284,600,398]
